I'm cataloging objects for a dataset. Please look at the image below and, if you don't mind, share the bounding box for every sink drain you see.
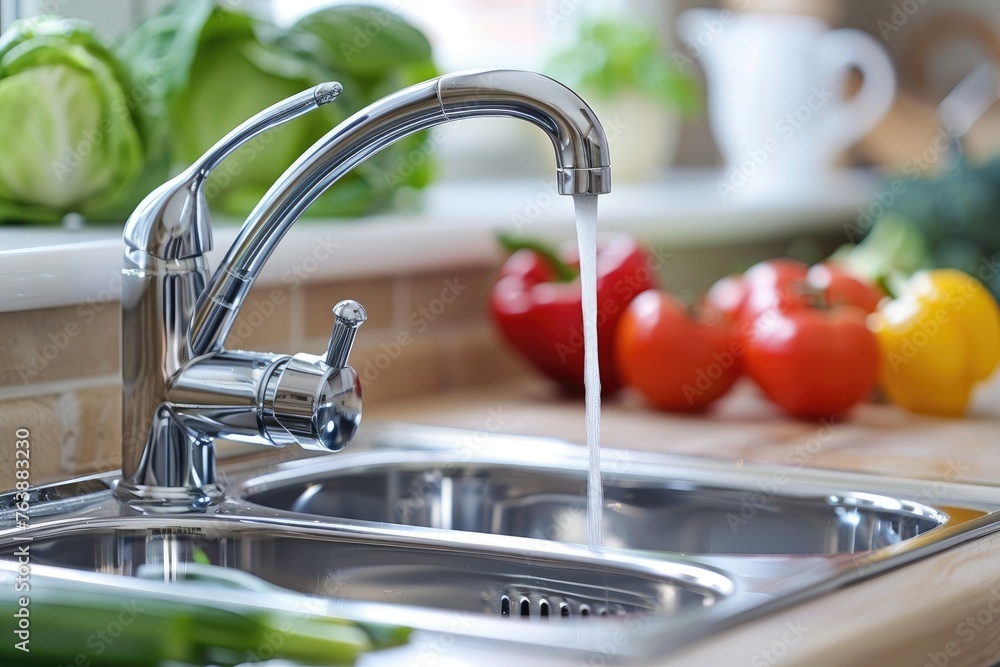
[498,592,628,618]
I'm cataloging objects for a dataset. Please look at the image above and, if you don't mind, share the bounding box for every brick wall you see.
[0,266,531,483]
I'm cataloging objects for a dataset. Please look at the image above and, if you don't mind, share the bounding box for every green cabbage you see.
[121,1,437,219]
[0,16,151,224]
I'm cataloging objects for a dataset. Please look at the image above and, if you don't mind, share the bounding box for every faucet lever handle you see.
[325,300,367,369]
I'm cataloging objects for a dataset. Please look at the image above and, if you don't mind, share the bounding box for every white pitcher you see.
[677,9,896,197]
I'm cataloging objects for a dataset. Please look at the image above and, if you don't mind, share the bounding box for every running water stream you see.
[573,194,603,551]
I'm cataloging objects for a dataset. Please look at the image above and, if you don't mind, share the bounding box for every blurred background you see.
[3,0,998,172]
[2,0,1000,297]
[2,0,1000,440]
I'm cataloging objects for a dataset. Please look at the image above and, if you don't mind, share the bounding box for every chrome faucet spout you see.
[437,70,611,195]
[123,82,343,262]
[189,69,611,357]
[118,68,611,509]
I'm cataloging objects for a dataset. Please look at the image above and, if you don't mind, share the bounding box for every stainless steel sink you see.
[0,509,742,660]
[244,458,948,555]
[1,515,728,620]
[237,424,989,557]
[5,423,1000,662]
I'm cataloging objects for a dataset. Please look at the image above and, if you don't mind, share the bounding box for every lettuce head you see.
[121,1,438,220]
[0,16,150,224]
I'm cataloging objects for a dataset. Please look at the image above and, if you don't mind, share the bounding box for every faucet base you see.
[113,481,224,512]
[115,405,224,511]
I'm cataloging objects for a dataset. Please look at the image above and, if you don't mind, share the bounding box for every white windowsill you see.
[0,170,878,314]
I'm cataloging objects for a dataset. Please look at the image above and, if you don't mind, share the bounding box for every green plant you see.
[545,17,698,114]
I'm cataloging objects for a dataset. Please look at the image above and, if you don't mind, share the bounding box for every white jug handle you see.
[817,28,897,153]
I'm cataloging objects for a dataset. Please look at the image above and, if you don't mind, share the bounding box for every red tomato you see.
[703,274,747,323]
[705,259,810,324]
[738,258,810,322]
[743,306,879,419]
[806,263,883,314]
[706,258,884,324]
[616,290,742,410]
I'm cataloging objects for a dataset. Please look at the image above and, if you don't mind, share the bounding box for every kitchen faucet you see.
[116,69,612,509]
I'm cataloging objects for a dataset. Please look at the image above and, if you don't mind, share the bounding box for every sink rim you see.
[0,508,738,600]
[238,422,1000,513]
[0,508,741,657]
[234,427,1000,554]
[0,558,630,660]
[239,449,955,530]
[7,422,1000,659]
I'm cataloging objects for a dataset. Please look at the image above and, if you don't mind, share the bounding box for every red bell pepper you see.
[490,234,660,394]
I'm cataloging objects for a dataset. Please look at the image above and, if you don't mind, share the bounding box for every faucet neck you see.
[188,69,612,358]
[122,83,342,262]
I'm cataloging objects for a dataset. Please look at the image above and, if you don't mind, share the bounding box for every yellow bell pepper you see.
[868,269,1000,417]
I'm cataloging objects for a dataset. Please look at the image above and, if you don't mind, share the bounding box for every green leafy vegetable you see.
[545,17,699,115]
[290,4,436,90]
[830,214,932,296]
[0,16,153,224]
[120,1,438,220]
[844,157,1000,300]
[288,4,438,203]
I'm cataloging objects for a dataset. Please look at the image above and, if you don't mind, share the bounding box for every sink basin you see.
[0,509,744,660]
[246,457,946,555]
[1,515,728,619]
[238,425,988,556]
[5,423,1000,661]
